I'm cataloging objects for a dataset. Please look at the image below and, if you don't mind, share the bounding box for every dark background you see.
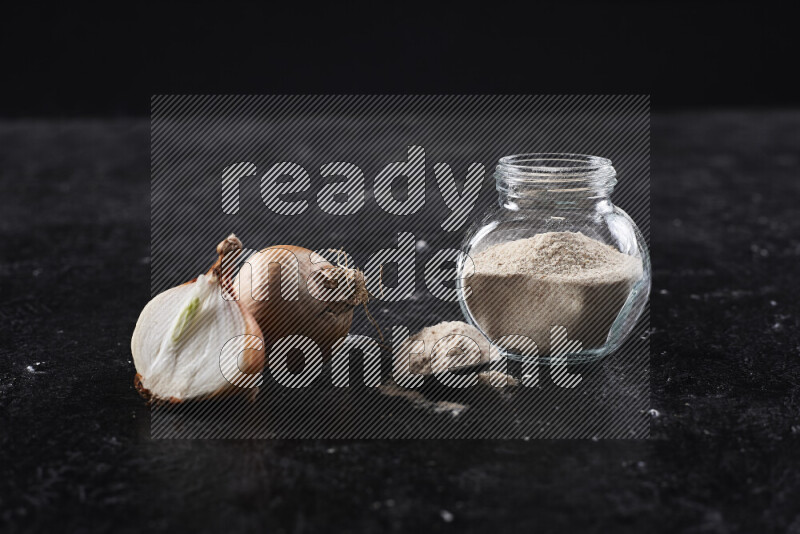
[0,1,794,116]
[3,2,800,533]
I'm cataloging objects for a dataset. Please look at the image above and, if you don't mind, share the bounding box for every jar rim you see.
[498,153,613,176]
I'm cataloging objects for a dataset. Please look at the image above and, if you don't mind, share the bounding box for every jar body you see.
[458,156,650,364]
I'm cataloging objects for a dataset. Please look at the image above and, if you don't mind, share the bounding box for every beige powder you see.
[380,321,519,415]
[467,232,643,356]
[396,321,518,387]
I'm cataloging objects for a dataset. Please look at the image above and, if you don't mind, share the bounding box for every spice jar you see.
[458,154,650,363]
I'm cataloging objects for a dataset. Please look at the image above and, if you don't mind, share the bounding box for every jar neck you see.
[495,153,617,211]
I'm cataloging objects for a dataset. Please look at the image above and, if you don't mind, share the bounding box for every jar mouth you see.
[497,153,614,179]
[495,153,617,201]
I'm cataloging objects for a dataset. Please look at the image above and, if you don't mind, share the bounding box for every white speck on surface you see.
[770,300,778,307]
[648,409,660,418]
[440,510,454,523]
[326,447,336,454]
[659,289,669,295]
[26,365,35,373]
[416,240,428,251]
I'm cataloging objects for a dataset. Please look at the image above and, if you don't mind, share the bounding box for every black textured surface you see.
[2,112,799,532]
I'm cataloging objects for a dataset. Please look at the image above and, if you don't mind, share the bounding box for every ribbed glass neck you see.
[495,153,617,211]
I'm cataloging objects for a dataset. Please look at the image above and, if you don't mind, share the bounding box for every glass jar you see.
[458,154,650,363]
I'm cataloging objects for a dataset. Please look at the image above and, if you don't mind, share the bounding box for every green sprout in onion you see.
[171,296,201,343]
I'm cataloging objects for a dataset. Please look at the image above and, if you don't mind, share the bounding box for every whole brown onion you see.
[235,246,369,366]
